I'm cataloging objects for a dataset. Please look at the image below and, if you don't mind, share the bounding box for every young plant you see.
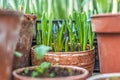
[41,13,48,45]
[53,21,65,52]
[47,13,53,46]
[32,62,51,77]
[88,11,95,49]
[36,23,41,45]
[66,16,77,51]
[14,51,23,58]
[65,37,68,52]
[73,10,94,51]
[34,45,52,59]
[75,12,88,51]
[36,13,53,47]
[23,45,52,77]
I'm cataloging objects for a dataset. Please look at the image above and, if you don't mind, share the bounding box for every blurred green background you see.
[0,0,120,19]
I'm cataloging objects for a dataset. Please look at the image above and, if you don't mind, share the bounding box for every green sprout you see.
[14,51,23,58]
[49,73,55,78]
[24,68,29,74]
[34,45,52,59]
[32,62,51,77]
[23,45,52,77]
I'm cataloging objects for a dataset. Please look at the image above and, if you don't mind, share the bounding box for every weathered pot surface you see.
[45,48,95,76]
[13,14,36,70]
[0,9,23,80]
[31,45,95,76]
[13,65,89,80]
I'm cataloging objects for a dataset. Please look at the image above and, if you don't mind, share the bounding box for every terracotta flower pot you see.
[31,46,95,76]
[91,14,120,73]
[87,73,120,80]
[13,14,36,70]
[0,10,23,80]
[13,65,89,80]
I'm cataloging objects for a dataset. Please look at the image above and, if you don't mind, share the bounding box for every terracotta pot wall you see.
[0,10,23,80]
[31,46,95,76]
[97,33,120,73]
[13,14,36,70]
[91,14,120,73]
[91,14,120,33]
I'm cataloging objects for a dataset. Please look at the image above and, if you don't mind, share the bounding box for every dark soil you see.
[20,67,83,78]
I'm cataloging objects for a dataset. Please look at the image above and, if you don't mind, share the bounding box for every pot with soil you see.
[13,65,89,80]
[0,10,23,80]
[91,14,120,73]
[13,14,36,70]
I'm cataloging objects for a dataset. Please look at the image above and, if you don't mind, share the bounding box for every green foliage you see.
[24,68,29,74]
[65,37,69,52]
[34,45,52,59]
[92,0,113,13]
[34,62,50,74]
[74,11,90,51]
[37,11,94,52]
[69,10,95,51]
[36,13,53,47]
[47,13,53,46]
[39,62,51,70]
[54,22,65,52]
[1,0,120,19]
[24,62,51,77]
[92,0,120,14]
[36,24,41,45]
[48,73,55,78]
[31,71,38,77]
[41,13,47,45]
[24,45,52,77]
[32,62,51,77]
[67,16,77,51]
[68,69,73,76]
[0,0,90,19]
[14,51,23,58]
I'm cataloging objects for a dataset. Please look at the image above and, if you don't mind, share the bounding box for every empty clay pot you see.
[0,10,23,80]
[13,14,36,70]
[13,65,89,80]
[91,13,120,73]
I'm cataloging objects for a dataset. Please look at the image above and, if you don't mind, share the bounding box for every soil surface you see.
[20,67,83,78]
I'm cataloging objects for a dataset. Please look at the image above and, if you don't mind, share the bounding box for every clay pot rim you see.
[0,9,23,17]
[31,45,95,54]
[13,65,89,80]
[91,13,120,18]
[48,47,95,54]
[87,73,120,80]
